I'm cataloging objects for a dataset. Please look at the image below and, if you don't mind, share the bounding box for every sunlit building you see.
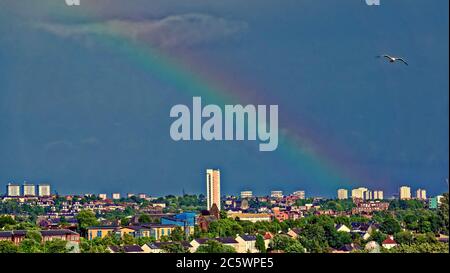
[240,191,253,199]
[38,184,51,197]
[399,186,411,200]
[23,183,36,196]
[373,190,384,200]
[206,169,221,210]
[293,191,305,199]
[337,189,348,200]
[112,193,121,200]
[271,191,283,198]
[416,189,427,200]
[352,187,368,199]
[6,183,21,197]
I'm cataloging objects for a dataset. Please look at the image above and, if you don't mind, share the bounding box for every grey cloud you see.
[37,13,248,48]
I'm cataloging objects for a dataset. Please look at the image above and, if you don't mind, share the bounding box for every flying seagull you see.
[378,54,408,66]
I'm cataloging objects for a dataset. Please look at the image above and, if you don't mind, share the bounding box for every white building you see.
[6,183,21,197]
[138,193,147,199]
[337,189,348,200]
[112,193,121,200]
[351,187,368,199]
[38,184,51,197]
[373,190,384,200]
[240,191,253,199]
[23,183,36,196]
[416,189,427,200]
[363,190,373,200]
[293,191,305,199]
[271,191,283,198]
[98,193,107,200]
[399,186,411,200]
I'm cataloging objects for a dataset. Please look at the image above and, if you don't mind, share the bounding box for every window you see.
[97,230,102,238]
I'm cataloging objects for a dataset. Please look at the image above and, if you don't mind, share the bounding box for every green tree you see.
[270,234,305,253]
[76,210,99,235]
[195,240,236,253]
[122,233,136,245]
[26,230,43,244]
[394,231,414,245]
[380,217,401,235]
[369,230,387,245]
[0,215,16,228]
[170,226,185,242]
[255,234,266,253]
[0,240,19,253]
[44,239,70,253]
[161,242,189,253]
[138,214,151,224]
[19,239,42,253]
[438,193,449,234]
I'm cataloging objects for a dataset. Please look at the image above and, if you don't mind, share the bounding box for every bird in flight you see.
[377,54,408,66]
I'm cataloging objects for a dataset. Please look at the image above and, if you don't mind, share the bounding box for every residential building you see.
[351,201,389,214]
[351,187,368,199]
[373,190,384,200]
[142,241,192,253]
[145,224,177,241]
[0,229,80,246]
[293,191,305,199]
[86,226,119,240]
[6,183,20,197]
[336,224,351,233]
[226,212,272,223]
[235,235,258,253]
[270,191,283,198]
[23,183,36,196]
[416,189,427,200]
[337,189,348,200]
[138,193,147,199]
[429,195,444,209]
[240,191,253,199]
[98,193,107,200]
[190,237,239,253]
[112,193,121,200]
[399,186,411,200]
[206,169,221,210]
[363,190,373,200]
[38,184,51,197]
[382,236,398,249]
[108,245,144,253]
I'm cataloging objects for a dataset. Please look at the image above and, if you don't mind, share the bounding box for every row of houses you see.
[106,233,273,253]
[0,229,80,252]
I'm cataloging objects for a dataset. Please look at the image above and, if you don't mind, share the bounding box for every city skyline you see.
[1,178,445,200]
[0,0,448,197]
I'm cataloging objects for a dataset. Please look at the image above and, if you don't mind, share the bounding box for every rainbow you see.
[38,1,379,190]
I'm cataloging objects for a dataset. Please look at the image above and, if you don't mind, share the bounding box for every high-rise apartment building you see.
[363,190,373,200]
[373,190,384,200]
[293,191,306,199]
[416,189,427,200]
[400,186,411,200]
[240,191,253,199]
[337,189,348,200]
[206,169,221,210]
[38,184,51,197]
[351,187,368,199]
[270,191,283,198]
[112,193,121,200]
[6,183,21,197]
[23,183,36,196]
[98,193,107,200]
